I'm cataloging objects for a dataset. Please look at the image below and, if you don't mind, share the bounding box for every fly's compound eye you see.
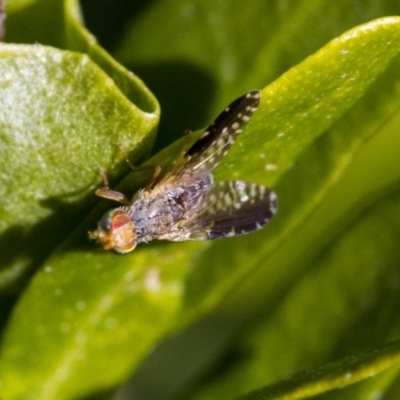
[96,209,137,254]
[98,210,112,231]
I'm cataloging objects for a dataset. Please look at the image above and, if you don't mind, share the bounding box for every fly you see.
[89,90,278,253]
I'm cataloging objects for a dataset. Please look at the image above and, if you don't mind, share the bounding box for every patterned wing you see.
[184,90,261,176]
[180,180,278,240]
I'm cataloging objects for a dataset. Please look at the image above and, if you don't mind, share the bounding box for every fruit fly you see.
[89,90,278,253]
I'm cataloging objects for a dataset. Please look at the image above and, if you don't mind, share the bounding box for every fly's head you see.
[89,209,137,254]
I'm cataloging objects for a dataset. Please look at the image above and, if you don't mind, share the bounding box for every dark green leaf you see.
[5,0,65,46]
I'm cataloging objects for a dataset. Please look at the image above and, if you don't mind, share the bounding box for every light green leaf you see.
[236,341,400,400]
[0,44,158,291]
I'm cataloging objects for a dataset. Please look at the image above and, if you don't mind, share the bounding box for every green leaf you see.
[190,186,400,399]
[2,2,400,400]
[113,0,400,151]
[5,0,157,118]
[5,0,65,47]
[0,243,194,400]
[236,341,400,400]
[0,44,158,291]
[180,16,400,324]
[64,0,157,115]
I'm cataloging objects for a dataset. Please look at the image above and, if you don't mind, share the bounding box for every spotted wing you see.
[183,90,261,177]
[181,180,277,240]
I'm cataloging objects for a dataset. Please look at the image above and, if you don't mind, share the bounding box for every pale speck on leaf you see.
[144,268,161,292]
[76,301,87,311]
[265,163,278,171]
[75,331,87,345]
[124,271,135,282]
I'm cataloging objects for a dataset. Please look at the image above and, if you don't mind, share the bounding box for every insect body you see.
[89,90,278,253]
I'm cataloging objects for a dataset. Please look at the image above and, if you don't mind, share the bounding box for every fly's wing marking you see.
[180,180,278,240]
[183,90,261,177]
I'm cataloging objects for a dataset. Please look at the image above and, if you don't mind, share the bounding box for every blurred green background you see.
[0,1,400,400]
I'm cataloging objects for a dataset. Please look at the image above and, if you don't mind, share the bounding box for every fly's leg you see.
[94,169,131,205]
[181,130,192,158]
[144,165,161,190]
[116,143,153,173]
[172,130,193,171]
[95,144,163,203]
[117,143,161,190]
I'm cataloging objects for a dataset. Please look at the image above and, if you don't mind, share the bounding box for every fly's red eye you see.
[110,210,132,230]
[96,209,137,253]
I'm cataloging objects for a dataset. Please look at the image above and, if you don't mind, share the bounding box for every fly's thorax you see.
[128,194,186,242]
